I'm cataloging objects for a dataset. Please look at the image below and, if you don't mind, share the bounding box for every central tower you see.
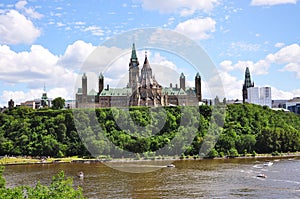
[128,43,139,89]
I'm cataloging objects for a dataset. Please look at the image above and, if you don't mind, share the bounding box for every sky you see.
[0,0,300,107]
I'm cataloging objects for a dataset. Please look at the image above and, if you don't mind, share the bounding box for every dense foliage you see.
[0,104,299,158]
[0,166,85,199]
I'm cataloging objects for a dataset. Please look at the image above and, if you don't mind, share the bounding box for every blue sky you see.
[0,0,300,106]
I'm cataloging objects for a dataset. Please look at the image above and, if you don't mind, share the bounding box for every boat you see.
[257,173,267,178]
[77,171,84,178]
[167,164,175,168]
[263,161,273,166]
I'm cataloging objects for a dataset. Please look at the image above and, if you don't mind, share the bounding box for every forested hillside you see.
[0,104,299,158]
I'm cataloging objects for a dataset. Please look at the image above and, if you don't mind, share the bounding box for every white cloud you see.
[231,42,261,52]
[59,40,97,69]
[0,41,92,106]
[267,43,300,64]
[219,59,270,75]
[217,71,243,99]
[1,87,75,107]
[275,42,285,48]
[218,43,300,100]
[251,0,297,6]
[151,52,177,70]
[140,0,219,16]
[175,17,216,40]
[271,86,296,99]
[56,22,65,27]
[280,63,300,78]
[15,0,43,19]
[83,26,104,36]
[0,10,40,44]
[221,43,300,78]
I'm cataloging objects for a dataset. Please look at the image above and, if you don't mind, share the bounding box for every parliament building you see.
[76,43,202,108]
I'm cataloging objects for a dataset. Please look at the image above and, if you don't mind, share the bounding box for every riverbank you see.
[1,152,299,166]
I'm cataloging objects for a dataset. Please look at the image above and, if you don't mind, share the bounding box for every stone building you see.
[242,67,254,103]
[76,43,202,108]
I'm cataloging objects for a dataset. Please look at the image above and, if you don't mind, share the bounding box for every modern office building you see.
[247,86,272,108]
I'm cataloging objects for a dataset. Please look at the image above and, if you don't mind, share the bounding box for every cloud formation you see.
[175,17,216,40]
[140,0,219,16]
[251,0,297,6]
[0,10,40,44]
[220,43,300,77]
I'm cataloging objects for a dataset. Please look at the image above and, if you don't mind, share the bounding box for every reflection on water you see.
[3,157,300,199]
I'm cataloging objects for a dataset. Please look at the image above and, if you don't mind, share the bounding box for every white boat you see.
[263,161,273,166]
[167,164,175,168]
[77,171,84,178]
[257,173,267,178]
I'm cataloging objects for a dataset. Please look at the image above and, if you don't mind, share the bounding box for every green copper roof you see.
[162,88,187,95]
[100,88,132,96]
[88,89,98,96]
[244,67,253,88]
[180,72,185,78]
[131,43,137,60]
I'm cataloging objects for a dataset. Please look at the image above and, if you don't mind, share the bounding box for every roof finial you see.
[43,83,46,92]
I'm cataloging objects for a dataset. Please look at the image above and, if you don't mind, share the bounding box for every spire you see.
[144,51,149,65]
[99,72,104,79]
[43,83,46,92]
[180,72,185,78]
[195,72,201,79]
[131,43,137,61]
[244,67,253,88]
[82,73,87,79]
[140,50,153,87]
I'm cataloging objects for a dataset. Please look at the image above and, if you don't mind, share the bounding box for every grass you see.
[0,157,40,165]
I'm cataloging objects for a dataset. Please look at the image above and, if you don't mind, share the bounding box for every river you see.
[3,157,300,198]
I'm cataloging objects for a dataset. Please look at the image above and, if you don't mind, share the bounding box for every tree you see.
[52,97,65,110]
[0,167,85,199]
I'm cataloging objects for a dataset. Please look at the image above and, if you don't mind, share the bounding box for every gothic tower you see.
[195,72,202,102]
[82,73,87,103]
[180,72,186,91]
[129,43,140,89]
[140,51,153,88]
[98,72,104,94]
[242,67,254,103]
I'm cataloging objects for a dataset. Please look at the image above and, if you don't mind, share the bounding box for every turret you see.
[180,72,186,91]
[98,72,104,94]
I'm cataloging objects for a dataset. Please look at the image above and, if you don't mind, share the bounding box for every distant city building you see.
[272,99,288,108]
[20,86,52,109]
[286,97,300,114]
[21,100,37,109]
[65,100,76,109]
[76,43,202,108]
[242,67,254,103]
[247,86,272,108]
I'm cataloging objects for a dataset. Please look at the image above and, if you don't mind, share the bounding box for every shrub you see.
[0,166,85,199]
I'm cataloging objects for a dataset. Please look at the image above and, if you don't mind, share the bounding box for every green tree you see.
[52,97,65,110]
[0,167,85,199]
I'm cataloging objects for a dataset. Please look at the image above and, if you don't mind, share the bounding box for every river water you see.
[3,157,300,198]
